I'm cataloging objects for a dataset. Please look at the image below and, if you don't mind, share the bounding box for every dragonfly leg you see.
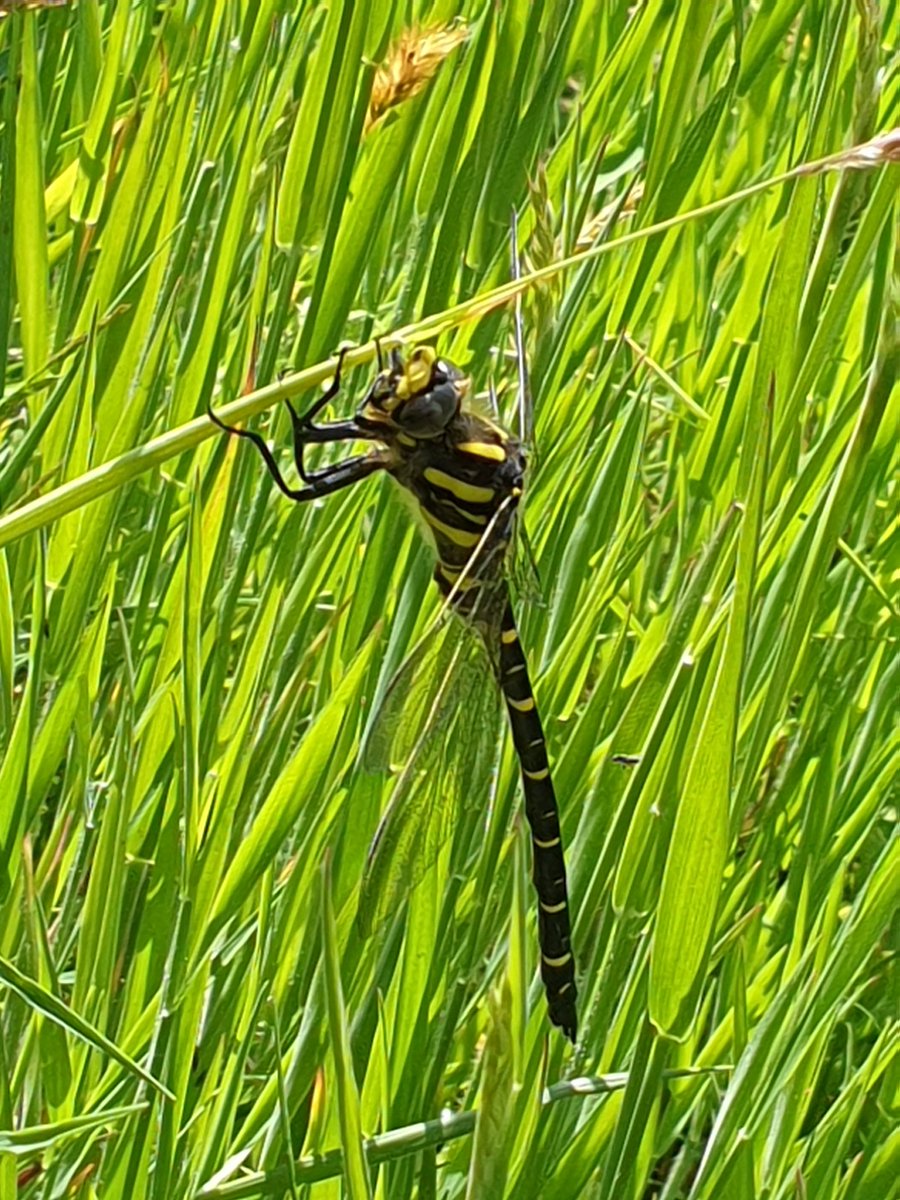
[209,346,391,499]
[208,399,384,502]
[284,348,389,482]
[286,345,351,429]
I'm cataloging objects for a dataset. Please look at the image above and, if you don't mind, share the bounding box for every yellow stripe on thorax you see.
[456,441,506,462]
[447,502,487,526]
[423,467,495,505]
[420,508,481,548]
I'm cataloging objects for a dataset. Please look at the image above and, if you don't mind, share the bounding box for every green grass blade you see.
[0,957,174,1101]
[322,855,373,1200]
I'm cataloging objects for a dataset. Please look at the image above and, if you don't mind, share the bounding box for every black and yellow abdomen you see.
[392,409,577,1041]
[497,604,577,1040]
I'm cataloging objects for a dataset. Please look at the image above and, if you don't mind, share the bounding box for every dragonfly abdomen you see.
[498,603,577,1042]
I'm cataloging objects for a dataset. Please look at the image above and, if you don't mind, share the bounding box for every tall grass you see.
[1,3,897,1198]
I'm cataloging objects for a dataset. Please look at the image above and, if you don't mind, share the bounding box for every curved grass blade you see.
[0,956,174,1100]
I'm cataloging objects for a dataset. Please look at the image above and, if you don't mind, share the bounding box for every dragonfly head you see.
[359,346,470,438]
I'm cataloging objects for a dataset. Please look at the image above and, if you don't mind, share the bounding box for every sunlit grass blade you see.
[0,957,173,1100]
[322,855,373,1200]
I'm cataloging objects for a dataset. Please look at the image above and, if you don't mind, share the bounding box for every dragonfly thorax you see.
[356,348,526,594]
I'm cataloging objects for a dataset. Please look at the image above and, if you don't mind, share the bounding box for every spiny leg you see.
[207,391,384,504]
[284,348,349,484]
[205,402,304,497]
[283,347,390,483]
[284,345,351,435]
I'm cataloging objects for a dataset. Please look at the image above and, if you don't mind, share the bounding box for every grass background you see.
[1,1,898,1197]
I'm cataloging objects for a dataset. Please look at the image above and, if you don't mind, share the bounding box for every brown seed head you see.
[366,23,469,134]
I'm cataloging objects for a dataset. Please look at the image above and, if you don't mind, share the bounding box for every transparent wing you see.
[356,488,519,939]
[360,616,462,774]
[507,513,543,609]
[360,528,512,775]
[356,615,504,938]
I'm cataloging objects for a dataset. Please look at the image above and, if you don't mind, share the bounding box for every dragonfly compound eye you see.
[395,379,461,436]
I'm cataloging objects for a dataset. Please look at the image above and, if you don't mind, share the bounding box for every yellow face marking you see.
[523,766,550,781]
[507,694,535,713]
[421,509,481,548]
[540,899,567,914]
[542,952,573,968]
[397,432,416,447]
[372,376,405,411]
[534,835,560,849]
[456,441,506,462]
[405,346,436,394]
[423,467,495,505]
[362,403,391,423]
[500,628,518,645]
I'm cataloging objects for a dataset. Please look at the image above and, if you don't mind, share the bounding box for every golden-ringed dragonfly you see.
[209,344,578,1041]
